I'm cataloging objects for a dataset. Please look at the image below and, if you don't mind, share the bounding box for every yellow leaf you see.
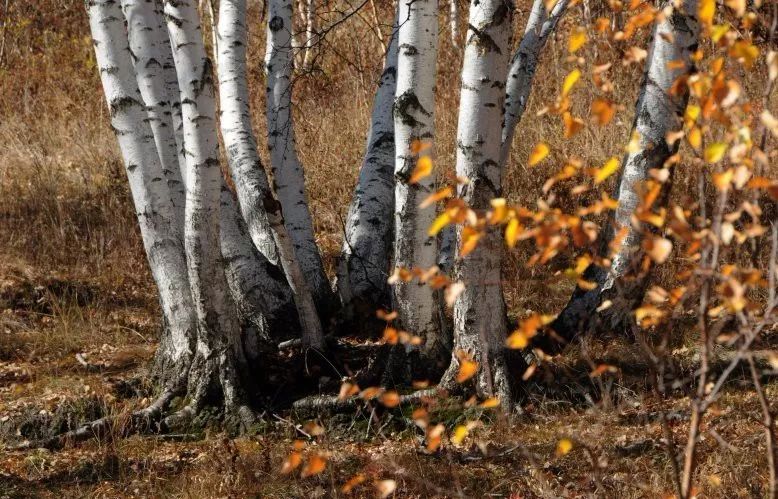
[729,40,759,69]
[699,0,715,27]
[505,218,521,248]
[711,24,730,43]
[409,155,433,184]
[561,69,581,97]
[556,438,573,456]
[544,0,557,12]
[301,453,327,478]
[704,142,727,163]
[594,157,620,184]
[428,212,451,236]
[568,27,588,53]
[451,425,469,446]
[529,142,550,167]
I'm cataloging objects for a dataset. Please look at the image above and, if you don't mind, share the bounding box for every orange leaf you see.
[643,236,673,264]
[699,0,715,27]
[455,351,478,383]
[380,390,401,407]
[563,112,585,138]
[301,453,327,478]
[281,451,302,474]
[591,98,615,126]
[529,142,550,166]
[341,474,366,494]
[420,186,453,208]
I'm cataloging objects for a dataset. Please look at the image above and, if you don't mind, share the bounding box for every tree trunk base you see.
[438,348,527,413]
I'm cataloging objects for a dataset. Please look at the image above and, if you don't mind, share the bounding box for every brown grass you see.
[1,0,777,497]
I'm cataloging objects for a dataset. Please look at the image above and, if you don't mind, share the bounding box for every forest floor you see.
[1,258,778,498]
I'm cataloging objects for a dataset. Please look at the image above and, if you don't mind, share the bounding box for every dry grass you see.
[1,0,778,497]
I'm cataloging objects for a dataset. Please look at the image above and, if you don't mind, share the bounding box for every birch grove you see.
[73,0,743,436]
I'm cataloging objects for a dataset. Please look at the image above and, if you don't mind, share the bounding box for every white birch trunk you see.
[449,0,459,47]
[122,0,187,231]
[500,0,569,166]
[392,0,445,369]
[550,0,700,342]
[156,0,188,185]
[163,0,249,413]
[336,14,398,327]
[438,0,515,409]
[218,186,298,351]
[301,0,316,70]
[265,0,333,314]
[86,0,196,390]
[218,0,325,349]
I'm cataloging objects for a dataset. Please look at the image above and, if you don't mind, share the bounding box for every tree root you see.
[10,388,180,451]
[291,388,442,417]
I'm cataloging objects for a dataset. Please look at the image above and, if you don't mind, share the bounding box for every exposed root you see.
[291,388,442,416]
[10,388,179,451]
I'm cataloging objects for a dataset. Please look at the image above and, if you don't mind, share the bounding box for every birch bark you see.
[218,0,325,349]
[549,0,700,343]
[163,0,251,416]
[86,0,196,390]
[121,0,186,229]
[392,0,446,377]
[336,14,398,328]
[437,0,517,410]
[265,0,333,315]
[449,0,459,47]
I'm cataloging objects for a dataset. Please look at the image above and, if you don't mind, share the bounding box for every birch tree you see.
[391,0,447,379]
[500,0,569,166]
[437,0,517,409]
[337,14,398,328]
[548,0,701,345]
[162,0,253,424]
[218,0,325,349]
[265,0,333,315]
[121,0,186,227]
[87,0,197,392]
